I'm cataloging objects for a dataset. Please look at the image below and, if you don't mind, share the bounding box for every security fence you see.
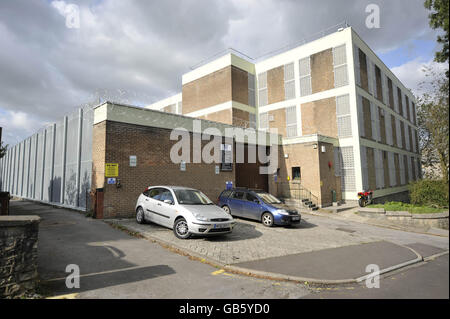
[0,106,93,210]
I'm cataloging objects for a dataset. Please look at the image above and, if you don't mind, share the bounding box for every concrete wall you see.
[0,216,40,298]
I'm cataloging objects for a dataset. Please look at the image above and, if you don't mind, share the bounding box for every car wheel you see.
[173,218,191,239]
[136,207,145,224]
[222,205,232,216]
[261,212,274,227]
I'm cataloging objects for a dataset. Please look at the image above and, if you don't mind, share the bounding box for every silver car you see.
[135,186,235,239]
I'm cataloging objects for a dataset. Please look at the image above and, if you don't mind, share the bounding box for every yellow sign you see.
[105,163,119,177]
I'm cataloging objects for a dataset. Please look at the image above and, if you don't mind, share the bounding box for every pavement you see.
[7,200,450,298]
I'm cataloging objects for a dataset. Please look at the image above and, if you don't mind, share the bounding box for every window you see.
[370,102,380,141]
[353,45,361,86]
[399,155,405,185]
[367,60,377,97]
[385,112,393,145]
[360,146,368,190]
[232,191,245,200]
[357,95,365,137]
[258,72,268,107]
[404,123,410,150]
[333,44,348,87]
[245,192,259,203]
[220,144,232,171]
[388,152,396,187]
[395,118,402,148]
[382,73,389,107]
[285,106,297,137]
[284,62,295,100]
[393,84,399,113]
[160,190,174,203]
[149,188,164,200]
[292,167,301,180]
[374,149,384,189]
[259,112,268,130]
[299,57,311,96]
[248,73,256,107]
[334,147,341,177]
[336,95,352,138]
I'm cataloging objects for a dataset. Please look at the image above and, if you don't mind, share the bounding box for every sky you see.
[0,0,448,147]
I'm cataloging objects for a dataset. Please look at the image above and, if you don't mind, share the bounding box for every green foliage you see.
[369,201,445,214]
[409,179,449,208]
[424,0,449,76]
[417,68,449,182]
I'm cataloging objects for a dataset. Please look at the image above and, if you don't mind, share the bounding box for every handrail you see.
[278,181,319,207]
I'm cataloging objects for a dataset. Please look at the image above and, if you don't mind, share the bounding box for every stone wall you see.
[0,216,40,298]
[357,208,449,230]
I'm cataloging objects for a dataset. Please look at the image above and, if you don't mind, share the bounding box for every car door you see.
[228,190,245,217]
[243,192,263,221]
[154,188,177,227]
[145,187,164,224]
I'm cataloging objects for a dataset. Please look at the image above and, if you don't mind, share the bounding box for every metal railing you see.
[277,181,319,207]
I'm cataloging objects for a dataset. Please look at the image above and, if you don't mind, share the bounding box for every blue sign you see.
[107,178,116,185]
[226,181,233,190]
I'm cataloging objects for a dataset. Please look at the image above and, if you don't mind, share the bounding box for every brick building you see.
[0,25,421,217]
[147,26,421,206]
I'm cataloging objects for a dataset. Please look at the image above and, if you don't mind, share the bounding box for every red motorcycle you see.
[357,190,373,207]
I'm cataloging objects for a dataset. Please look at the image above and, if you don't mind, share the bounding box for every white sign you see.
[180,160,186,171]
[107,178,116,185]
[215,165,220,175]
[129,155,137,167]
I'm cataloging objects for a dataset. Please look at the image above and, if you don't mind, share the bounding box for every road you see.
[9,200,449,299]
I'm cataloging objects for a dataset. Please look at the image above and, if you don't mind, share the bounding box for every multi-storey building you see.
[0,26,422,216]
[147,26,421,205]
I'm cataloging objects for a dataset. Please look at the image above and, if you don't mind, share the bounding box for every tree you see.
[424,0,450,76]
[417,67,449,182]
[0,141,7,159]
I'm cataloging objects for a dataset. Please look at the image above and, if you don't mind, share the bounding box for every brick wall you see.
[182,66,232,114]
[301,97,337,138]
[267,66,285,104]
[93,120,236,218]
[311,48,334,94]
[268,108,286,137]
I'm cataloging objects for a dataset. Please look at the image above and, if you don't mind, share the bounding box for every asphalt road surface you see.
[10,201,449,299]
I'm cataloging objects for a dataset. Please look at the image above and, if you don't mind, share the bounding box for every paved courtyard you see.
[109,216,378,265]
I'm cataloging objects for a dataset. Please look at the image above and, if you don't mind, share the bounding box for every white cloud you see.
[0,111,48,146]
[391,58,448,97]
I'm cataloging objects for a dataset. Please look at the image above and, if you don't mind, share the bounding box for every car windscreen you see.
[255,192,282,204]
[174,189,214,205]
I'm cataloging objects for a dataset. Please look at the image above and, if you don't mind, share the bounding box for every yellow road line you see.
[46,293,79,299]
[211,269,225,275]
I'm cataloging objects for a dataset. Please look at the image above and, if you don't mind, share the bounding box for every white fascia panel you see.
[182,53,255,85]
[146,93,182,111]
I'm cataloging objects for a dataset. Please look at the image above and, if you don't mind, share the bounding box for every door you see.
[154,189,177,227]
[144,187,164,223]
[228,190,245,217]
[243,192,263,221]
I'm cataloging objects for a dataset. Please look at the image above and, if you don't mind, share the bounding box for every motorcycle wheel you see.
[358,198,366,207]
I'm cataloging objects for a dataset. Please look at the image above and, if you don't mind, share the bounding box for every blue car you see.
[218,188,301,227]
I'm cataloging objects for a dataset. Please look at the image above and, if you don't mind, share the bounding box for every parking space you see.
[109,215,376,265]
